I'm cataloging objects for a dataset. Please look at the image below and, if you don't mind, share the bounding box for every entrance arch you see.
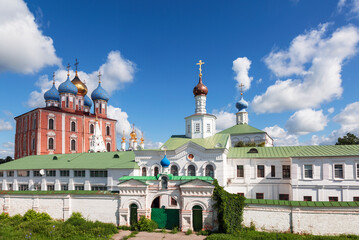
[151,196,160,208]
[150,195,179,229]
[130,203,138,226]
[192,205,203,231]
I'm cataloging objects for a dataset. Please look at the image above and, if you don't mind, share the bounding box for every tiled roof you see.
[0,151,138,170]
[161,133,229,150]
[219,124,265,135]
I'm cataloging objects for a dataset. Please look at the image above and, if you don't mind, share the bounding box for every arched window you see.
[106,143,111,152]
[66,97,69,108]
[71,121,76,132]
[205,165,214,178]
[142,167,146,176]
[99,103,102,114]
[188,165,196,176]
[106,126,110,136]
[171,165,178,176]
[71,139,76,151]
[49,119,54,130]
[90,124,94,134]
[162,176,168,189]
[154,167,159,176]
[48,138,54,150]
[79,100,81,110]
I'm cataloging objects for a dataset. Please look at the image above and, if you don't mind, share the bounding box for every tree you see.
[335,133,359,145]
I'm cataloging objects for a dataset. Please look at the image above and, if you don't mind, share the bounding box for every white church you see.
[1,60,359,230]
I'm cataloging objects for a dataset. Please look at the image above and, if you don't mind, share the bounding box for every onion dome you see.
[44,83,60,101]
[91,82,109,101]
[160,155,170,168]
[84,95,92,107]
[236,96,248,112]
[193,75,208,96]
[71,72,88,96]
[58,75,78,95]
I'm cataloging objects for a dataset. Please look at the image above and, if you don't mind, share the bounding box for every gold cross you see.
[196,60,205,76]
[98,71,102,83]
[74,59,79,71]
[66,63,70,76]
[52,72,55,85]
[239,83,244,96]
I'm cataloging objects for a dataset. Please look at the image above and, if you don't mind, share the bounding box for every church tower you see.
[71,59,88,112]
[236,83,249,125]
[58,64,78,113]
[91,72,109,118]
[185,60,216,139]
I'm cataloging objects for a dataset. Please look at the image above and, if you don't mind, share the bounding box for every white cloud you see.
[285,109,328,135]
[328,107,335,114]
[0,0,60,74]
[0,119,13,131]
[337,0,359,18]
[264,125,299,146]
[0,141,14,158]
[252,24,359,113]
[2,142,14,148]
[212,110,236,132]
[145,140,163,149]
[107,105,132,137]
[232,57,253,91]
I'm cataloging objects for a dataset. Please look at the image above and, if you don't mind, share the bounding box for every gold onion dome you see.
[71,71,88,96]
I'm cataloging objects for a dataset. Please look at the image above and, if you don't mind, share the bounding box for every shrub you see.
[23,209,51,221]
[133,216,158,232]
[118,225,132,230]
[185,228,193,235]
[65,212,86,226]
[197,229,210,236]
[171,226,178,234]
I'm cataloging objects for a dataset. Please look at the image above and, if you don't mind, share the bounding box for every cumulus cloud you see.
[337,0,359,18]
[285,109,328,135]
[0,119,13,131]
[264,125,299,146]
[212,110,236,132]
[232,57,253,91]
[107,105,132,137]
[328,107,335,114]
[0,0,60,74]
[145,140,163,149]
[252,24,359,113]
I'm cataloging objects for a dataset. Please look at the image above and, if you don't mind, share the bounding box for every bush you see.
[65,212,86,226]
[23,209,51,221]
[118,225,132,230]
[133,216,158,232]
[197,229,210,236]
[171,226,178,234]
[185,228,193,235]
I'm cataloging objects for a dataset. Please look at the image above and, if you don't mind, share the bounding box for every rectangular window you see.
[47,185,55,191]
[33,170,41,177]
[17,170,29,177]
[237,193,245,197]
[90,170,108,178]
[34,184,41,191]
[329,196,338,202]
[46,170,56,177]
[257,165,264,178]
[170,197,178,206]
[91,186,107,191]
[282,165,291,179]
[279,194,289,200]
[60,170,70,177]
[353,197,359,202]
[334,164,343,179]
[237,165,244,178]
[7,171,14,177]
[271,165,275,177]
[31,138,35,150]
[303,196,312,201]
[61,184,68,191]
[75,185,84,190]
[256,193,264,199]
[357,164,359,178]
[0,171,3,177]
[195,123,200,133]
[207,124,211,133]
[187,125,190,133]
[7,184,13,190]
[74,170,86,177]
[304,165,313,178]
[19,184,28,191]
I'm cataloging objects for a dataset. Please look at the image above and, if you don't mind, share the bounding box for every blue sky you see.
[1,0,359,157]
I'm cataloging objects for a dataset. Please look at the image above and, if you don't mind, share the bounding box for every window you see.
[154,167,159,176]
[353,197,359,201]
[33,170,41,177]
[237,193,245,197]
[187,124,190,133]
[99,103,102,114]
[47,185,55,191]
[106,143,111,152]
[237,165,244,178]
[46,170,56,177]
[171,165,178,176]
[357,163,359,178]
[71,122,76,132]
[279,194,289,200]
[282,165,291,179]
[33,117,37,129]
[60,170,70,177]
[19,184,28,191]
[75,185,84,190]
[162,177,168,189]
[329,196,338,202]
[142,167,146,176]
[0,171,3,177]
[271,165,275,177]
[195,123,200,133]
[205,165,214,178]
[90,124,94,134]
[17,170,29,177]
[188,165,196,176]
[49,119,54,130]
[31,138,35,150]
[7,184,13,190]
[304,165,313,178]
[61,184,68,191]
[171,197,177,206]
[303,196,312,201]
[91,186,107,191]
[90,170,108,177]
[334,164,343,179]
[66,97,69,108]
[256,193,264,199]
[34,184,41,191]
[79,100,82,110]
[74,170,85,177]
[7,171,14,177]
[71,139,76,151]
[207,124,211,133]
[48,138,54,150]
[106,126,110,136]
[257,165,264,178]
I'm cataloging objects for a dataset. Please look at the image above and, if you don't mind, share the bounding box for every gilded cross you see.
[66,63,70,76]
[196,60,205,75]
[52,72,55,85]
[239,83,244,95]
[74,59,79,71]
[98,71,102,83]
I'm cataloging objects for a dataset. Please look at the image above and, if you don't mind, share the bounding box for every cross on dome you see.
[196,60,205,76]
[74,59,79,71]
[66,63,70,76]
[52,72,55,85]
[239,83,244,96]
[98,71,102,83]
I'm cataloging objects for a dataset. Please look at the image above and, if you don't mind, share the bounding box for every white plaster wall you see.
[38,198,64,219]
[8,196,33,216]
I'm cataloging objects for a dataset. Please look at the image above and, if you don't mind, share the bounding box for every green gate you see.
[151,208,179,229]
[130,204,138,226]
[192,205,203,231]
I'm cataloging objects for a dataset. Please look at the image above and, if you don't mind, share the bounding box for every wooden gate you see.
[151,208,179,229]
[192,205,203,231]
[130,204,138,226]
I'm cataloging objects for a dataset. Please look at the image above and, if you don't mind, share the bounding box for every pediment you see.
[118,179,148,187]
[179,179,214,188]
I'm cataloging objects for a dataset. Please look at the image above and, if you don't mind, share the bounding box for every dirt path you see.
[112,231,207,240]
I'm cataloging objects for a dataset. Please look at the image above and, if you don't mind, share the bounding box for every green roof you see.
[219,124,265,135]
[119,175,213,183]
[0,151,138,170]
[0,190,116,195]
[161,133,229,150]
[245,198,359,207]
[228,145,359,158]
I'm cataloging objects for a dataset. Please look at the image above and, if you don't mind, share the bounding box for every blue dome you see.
[84,95,92,107]
[236,96,248,112]
[58,76,78,95]
[91,82,109,101]
[44,84,60,102]
[160,155,170,168]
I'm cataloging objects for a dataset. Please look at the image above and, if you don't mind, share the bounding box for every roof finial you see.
[98,71,102,83]
[66,63,70,77]
[196,60,205,77]
[121,130,126,143]
[239,83,244,96]
[74,59,79,75]
[52,72,55,85]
